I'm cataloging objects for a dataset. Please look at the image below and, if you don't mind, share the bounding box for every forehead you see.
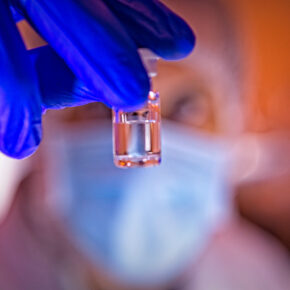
[156,0,244,133]
[163,0,242,69]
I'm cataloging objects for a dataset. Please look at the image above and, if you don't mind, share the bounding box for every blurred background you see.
[0,0,289,289]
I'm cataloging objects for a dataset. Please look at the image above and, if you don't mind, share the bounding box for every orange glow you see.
[227,0,290,131]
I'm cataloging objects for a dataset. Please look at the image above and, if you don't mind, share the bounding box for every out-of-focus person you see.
[0,0,289,289]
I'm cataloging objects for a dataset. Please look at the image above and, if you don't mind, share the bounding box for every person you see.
[0,0,290,289]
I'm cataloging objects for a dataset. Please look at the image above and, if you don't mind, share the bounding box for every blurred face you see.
[38,1,239,288]
[18,0,290,288]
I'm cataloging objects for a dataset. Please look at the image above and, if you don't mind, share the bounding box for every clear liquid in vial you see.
[113,91,161,168]
[113,120,161,168]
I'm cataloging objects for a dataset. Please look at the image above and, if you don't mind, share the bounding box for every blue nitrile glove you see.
[29,46,98,109]
[1,0,195,158]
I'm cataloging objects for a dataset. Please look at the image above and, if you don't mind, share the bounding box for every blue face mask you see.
[45,120,230,285]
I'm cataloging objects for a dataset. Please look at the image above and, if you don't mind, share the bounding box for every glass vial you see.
[112,49,161,168]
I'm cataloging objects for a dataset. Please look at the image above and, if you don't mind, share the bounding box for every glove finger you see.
[103,0,195,60]
[0,0,42,159]
[10,5,25,22]
[29,46,96,110]
[13,0,150,110]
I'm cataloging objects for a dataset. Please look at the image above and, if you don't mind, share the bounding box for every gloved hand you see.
[0,0,195,159]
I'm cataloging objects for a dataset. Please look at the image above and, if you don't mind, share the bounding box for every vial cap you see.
[138,48,159,78]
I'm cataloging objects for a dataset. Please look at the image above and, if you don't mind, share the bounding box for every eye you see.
[165,92,216,131]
